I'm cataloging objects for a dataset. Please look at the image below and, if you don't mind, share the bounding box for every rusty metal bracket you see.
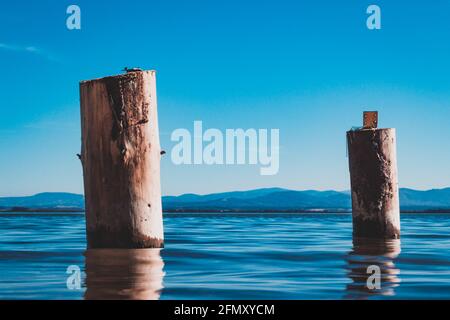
[363,111,378,129]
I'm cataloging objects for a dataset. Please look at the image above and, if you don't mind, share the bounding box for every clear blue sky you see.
[0,0,449,196]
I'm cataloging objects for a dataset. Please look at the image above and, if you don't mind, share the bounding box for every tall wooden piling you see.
[79,70,164,248]
[347,112,400,239]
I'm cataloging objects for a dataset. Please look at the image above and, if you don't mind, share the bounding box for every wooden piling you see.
[346,113,400,239]
[79,70,164,248]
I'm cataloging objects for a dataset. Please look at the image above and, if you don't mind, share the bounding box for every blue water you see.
[0,212,450,299]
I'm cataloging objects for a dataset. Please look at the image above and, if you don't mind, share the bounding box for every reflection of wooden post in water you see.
[345,238,401,299]
[84,249,165,300]
[347,112,400,239]
[80,70,164,248]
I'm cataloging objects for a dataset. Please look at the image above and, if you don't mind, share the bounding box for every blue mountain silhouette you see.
[1,188,449,212]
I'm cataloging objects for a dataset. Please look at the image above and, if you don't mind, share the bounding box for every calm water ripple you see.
[0,212,449,299]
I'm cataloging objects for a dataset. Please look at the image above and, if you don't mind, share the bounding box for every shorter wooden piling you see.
[79,70,164,248]
[347,113,400,239]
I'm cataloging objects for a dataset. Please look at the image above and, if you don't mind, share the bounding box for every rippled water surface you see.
[0,212,449,299]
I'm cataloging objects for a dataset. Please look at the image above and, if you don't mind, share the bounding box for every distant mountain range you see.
[1,187,450,213]
[0,192,84,212]
[163,188,352,212]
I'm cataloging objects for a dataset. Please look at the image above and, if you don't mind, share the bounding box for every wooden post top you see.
[363,111,378,129]
[80,69,156,85]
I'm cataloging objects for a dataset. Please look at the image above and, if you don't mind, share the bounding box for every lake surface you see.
[0,212,449,299]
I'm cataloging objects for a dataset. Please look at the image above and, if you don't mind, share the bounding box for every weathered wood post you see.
[79,70,164,248]
[346,112,400,239]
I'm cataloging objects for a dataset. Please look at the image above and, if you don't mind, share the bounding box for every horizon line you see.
[1,185,450,198]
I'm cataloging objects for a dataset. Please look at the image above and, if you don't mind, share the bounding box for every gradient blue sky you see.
[0,0,449,196]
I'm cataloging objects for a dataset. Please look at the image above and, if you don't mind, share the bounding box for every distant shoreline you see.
[1,207,450,214]
[2,188,450,215]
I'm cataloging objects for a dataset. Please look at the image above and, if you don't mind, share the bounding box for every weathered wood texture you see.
[347,128,400,239]
[80,70,164,248]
